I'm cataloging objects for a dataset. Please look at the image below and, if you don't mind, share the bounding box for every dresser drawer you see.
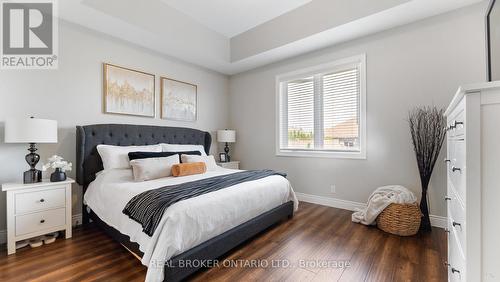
[447,99,465,138]
[448,140,466,205]
[448,227,466,282]
[448,193,466,255]
[15,187,66,214]
[15,208,66,236]
[448,111,465,138]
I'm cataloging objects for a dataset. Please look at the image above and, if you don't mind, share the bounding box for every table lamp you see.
[217,129,236,162]
[4,117,58,183]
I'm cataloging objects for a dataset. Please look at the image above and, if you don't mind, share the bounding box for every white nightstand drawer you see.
[15,187,66,214]
[15,208,66,236]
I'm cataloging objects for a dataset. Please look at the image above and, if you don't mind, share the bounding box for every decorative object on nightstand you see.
[216,161,240,170]
[4,117,58,184]
[2,178,74,255]
[42,155,72,182]
[219,152,227,162]
[217,129,236,162]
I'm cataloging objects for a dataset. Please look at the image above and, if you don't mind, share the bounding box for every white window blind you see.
[277,55,366,158]
[285,77,314,149]
[322,68,359,151]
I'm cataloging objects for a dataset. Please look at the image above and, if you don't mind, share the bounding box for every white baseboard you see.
[429,215,447,229]
[296,192,366,211]
[0,214,84,245]
[295,192,447,229]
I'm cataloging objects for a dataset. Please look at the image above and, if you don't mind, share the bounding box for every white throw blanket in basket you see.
[352,185,417,225]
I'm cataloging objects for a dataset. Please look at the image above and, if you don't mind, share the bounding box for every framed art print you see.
[161,77,197,121]
[103,63,155,117]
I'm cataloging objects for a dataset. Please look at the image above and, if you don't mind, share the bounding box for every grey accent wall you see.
[0,21,229,231]
[228,3,487,217]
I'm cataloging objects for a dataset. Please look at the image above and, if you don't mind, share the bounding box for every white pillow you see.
[161,143,207,156]
[180,154,218,171]
[130,155,179,181]
[97,144,162,170]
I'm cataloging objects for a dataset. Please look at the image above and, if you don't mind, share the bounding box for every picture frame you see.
[103,63,155,117]
[219,153,227,163]
[160,76,197,121]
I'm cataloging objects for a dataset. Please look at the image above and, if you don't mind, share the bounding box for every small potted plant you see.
[42,155,72,182]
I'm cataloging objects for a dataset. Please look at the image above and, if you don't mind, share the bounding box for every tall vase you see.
[419,184,431,232]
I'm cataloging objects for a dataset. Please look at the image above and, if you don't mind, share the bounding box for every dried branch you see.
[408,106,446,231]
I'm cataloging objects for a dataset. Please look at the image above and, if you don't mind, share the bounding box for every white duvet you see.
[83,167,298,282]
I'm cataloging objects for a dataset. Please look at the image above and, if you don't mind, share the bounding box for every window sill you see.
[276,150,366,160]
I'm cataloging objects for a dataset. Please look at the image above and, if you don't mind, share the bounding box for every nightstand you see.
[217,161,240,170]
[2,178,74,255]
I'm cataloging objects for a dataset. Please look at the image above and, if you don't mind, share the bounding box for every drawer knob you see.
[444,228,450,233]
[453,121,463,127]
[451,268,460,274]
[452,221,461,227]
[444,159,451,163]
[444,261,450,267]
[40,219,45,224]
[452,166,461,172]
[444,196,451,201]
[40,198,45,203]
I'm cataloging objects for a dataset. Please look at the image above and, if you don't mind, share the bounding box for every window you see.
[276,54,366,158]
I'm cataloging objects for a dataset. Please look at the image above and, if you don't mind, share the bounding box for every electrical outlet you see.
[330,184,336,193]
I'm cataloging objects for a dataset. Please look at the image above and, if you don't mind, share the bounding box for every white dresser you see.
[444,82,500,281]
[2,178,74,255]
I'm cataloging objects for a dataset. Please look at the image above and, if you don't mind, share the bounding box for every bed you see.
[75,124,297,282]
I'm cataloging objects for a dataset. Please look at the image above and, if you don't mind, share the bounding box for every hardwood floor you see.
[0,202,447,281]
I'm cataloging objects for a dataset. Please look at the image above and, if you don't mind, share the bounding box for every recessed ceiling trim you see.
[58,0,484,75]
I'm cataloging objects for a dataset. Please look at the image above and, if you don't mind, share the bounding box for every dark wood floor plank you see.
[0,202,447,282]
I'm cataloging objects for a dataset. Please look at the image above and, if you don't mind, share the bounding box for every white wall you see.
[0,21,229,231]
[229,3,487,217]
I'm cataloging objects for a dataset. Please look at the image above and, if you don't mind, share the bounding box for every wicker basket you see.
[376,203,422,236]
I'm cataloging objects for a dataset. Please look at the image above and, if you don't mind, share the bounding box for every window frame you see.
[275,54,367,159]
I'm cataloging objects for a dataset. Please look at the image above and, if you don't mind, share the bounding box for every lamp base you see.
[24,143,42,184]
[24,169,42,184]
[224,142,231,162]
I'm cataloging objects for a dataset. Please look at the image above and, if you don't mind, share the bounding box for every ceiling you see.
[161,0,313,37]
[59,0,485,75]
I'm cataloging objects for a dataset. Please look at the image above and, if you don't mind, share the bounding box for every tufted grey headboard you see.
[76,124,211,187]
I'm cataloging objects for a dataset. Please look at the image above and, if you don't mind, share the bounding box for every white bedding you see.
[83,167,298,282]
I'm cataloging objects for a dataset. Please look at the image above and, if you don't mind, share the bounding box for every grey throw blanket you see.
[123,169,286,236]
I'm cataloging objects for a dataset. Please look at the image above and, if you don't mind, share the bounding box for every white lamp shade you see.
[217,129,236,143]
[4,118,58,143]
